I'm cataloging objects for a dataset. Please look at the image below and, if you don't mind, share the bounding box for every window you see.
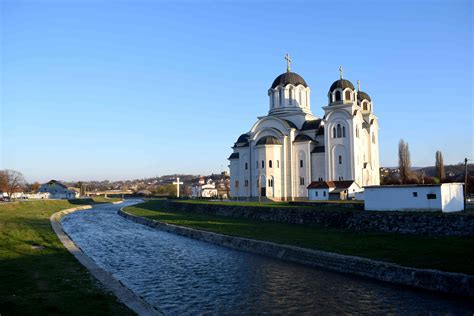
[245,163,248,170]
[318,177,323,181]
[269,160,272,168]
[245,180,249,187]
[342,126,346,138]
[300,160,303,168]
[333,127,336,138]
[335,90,341,101]
[363,102,368,111]
[372,133,376,144]
[299,177,305,185]
[315,191,318,197]
[235,180,239,188]
[427,193,437,200]
[268,179,274,187]
[339,155,342,164]
[277,160,280,168]
[256,161,259,168]
[356,126,359,138]
[289,88,293,105]
[345,90,351,101]
[261,160,265,168]
[337,124,342,138]
[323,191,326,197]
[279,89,284,107]
[300,90,303,106]
[412,192,418,197]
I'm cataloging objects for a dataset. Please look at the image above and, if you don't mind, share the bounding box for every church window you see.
[344,90,351,101]
[262,160,265,168]
[268,179,274,187]
[300,90,303,106]
[235,180,239,188]
[372,133,376,144]
[342,126,346,137]
[245,180,249,187]
[318,177,323,181]
[245,163,248,170]
[289,88,293,105]
[256,161,259,168]
[336,124,342,138]
[277,160,280,168]
[335,91,341,102]
[299,177,305,185]
[356,126,359,138]
[363,102,368,111]
[269,160,273,168]
[339,155,342,164]
[333,127,336,138]
[279,89,284,107]
[300,160,303,168]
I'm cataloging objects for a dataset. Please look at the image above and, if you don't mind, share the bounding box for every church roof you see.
[256,136,282,145]
[234,133,249,147]
[282,119,298,129]
[271,72,308,89]
[329,79,354,92]
[301,119,321,130]
[357,91,372,102]
[311,146,325,153]
[228,152,239,160]
[294,134,313,142]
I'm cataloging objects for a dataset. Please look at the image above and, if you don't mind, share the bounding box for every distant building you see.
[37,180,78,199]
[307,180,361,200]
[191,177,218,198]
[364,183,464,212]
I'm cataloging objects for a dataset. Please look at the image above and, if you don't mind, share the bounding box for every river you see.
[61,200,474,315]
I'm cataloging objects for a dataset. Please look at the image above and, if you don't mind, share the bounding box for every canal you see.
[61,200,474,315]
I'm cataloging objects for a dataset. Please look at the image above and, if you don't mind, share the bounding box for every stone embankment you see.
[51,203,161,316]
[164,201,474,236]
[118,208,474,298]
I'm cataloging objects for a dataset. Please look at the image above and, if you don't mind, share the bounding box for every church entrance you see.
[260,187,266,196]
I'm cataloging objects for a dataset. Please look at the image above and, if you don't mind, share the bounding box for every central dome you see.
[271,72,308,89]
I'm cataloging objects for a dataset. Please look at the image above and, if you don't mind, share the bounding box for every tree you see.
[435,150,446,182]
[31,182,41,192]
[398,139,411,184]
[0,170,26,200]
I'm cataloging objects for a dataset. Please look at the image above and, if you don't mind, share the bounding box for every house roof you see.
[45,180,68,189]
[307,180,355,190]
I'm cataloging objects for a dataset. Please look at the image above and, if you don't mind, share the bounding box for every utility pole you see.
[464,158,468,210]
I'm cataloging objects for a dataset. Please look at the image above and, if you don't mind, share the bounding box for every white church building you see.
[228,56,380,201]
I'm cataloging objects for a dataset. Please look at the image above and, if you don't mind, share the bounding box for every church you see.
[228,55,380,201]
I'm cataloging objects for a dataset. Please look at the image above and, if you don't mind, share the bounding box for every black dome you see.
[256,136,282,145]
[329,79,354,92]
[271,72,308,89]
[357,91,371,102]
[234,133,249,147]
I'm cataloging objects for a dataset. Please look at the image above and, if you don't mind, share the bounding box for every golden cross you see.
[285,53,291,72]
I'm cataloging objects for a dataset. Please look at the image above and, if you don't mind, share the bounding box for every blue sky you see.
[1,0,472,182]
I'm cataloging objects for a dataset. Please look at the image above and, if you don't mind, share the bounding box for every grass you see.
[0,198,133,316]
[125,200,474,275]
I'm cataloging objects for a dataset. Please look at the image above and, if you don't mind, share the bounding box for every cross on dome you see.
[339,65,343,79]
[357,79,361,91]
[285,53,291,72]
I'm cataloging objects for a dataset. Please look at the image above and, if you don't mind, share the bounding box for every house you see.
[37,180,78,199]
[363,183,464,212]
[307,180,361,200]
[191,177,218,198]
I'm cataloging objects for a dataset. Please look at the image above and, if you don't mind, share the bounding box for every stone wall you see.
[163,201,474,236]
[118,209,474,298]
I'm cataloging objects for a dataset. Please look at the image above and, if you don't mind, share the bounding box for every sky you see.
[1,0,473,183]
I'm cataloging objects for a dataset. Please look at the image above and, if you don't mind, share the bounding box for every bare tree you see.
[398,139,411,184]
[435,150,446,182]
[0,170,26,200]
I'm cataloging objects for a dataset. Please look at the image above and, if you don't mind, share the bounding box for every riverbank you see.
[124,200,474,275]
[0,198,132,315]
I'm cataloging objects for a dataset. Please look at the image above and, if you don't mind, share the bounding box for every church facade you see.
[228,57,380,200]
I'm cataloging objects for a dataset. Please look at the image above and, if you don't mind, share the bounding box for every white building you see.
[37,180,78,199]
[307,180,361,201]
[191,177,218,198]
[364,183,464,212]
[228,57,380,201]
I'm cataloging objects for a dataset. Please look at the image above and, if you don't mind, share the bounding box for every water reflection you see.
[61,200,474,315]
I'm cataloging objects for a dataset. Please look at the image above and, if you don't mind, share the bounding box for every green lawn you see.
[125,200,474,275]
[0,198,133,316]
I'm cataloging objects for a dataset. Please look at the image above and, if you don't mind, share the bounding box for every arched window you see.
[277,160,280,168]
[279,89,284,107]
[342,126,346,137]
[289,88,293,105]
[299,89,303,106]
[372,133,376,144]
[333,127,336,138]
[245,162,248,170]
[335,91,341,101]
[269,160,272,168]
[339,155,342,164]
[300,160,303,168]
[344,90,351,101]
[336,124,342,138]
[261,160,265,168]
[356,126,359,138]
[363,102,368,111]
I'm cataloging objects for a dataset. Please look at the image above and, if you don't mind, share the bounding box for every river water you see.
[61,200,474,315]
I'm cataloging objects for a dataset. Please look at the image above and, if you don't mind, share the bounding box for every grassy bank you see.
[0,198,132,315]
[125,200,474,275]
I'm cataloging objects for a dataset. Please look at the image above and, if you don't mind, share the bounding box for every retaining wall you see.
[118,209,474,298]
[164,201,474,236]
